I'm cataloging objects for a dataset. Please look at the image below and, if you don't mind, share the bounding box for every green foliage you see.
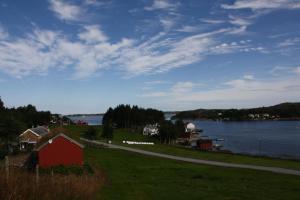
[173,102,300,120]
[175,120,185,136]
[158,120,182,144]
[0,97,4,111]
[102,104,164,128]
[102,123,113,140]
[84,126,98,140]
[0,115,26,152]
[0,98,51,156]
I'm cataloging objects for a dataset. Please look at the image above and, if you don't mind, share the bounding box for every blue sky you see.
[0,0,300,114]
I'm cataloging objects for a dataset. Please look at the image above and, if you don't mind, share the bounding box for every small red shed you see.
[197,139,213,151]
[35,133,84,168]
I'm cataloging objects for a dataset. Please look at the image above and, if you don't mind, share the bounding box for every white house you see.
[143,124,159,136]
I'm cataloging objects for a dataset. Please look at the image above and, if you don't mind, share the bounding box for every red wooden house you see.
[34,133,84,168]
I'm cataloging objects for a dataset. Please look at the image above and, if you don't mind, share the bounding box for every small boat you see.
[213,143,223,150]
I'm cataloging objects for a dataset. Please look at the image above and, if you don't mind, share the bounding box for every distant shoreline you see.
[172,117,300,121]
[65,114,104,117]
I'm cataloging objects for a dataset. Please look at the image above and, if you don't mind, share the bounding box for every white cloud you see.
[0,23,266,79]
[145,0,179,11]
[0,26,133,79]
[229,15,252,26]
[160,18,176,30]
[49,0,82,21]
[78,25,108,44]
[145,80,170,85]
[294,67,300,75]
[200,19,225,24]
[243,74,254,80]
[117,29,228,77]
[171,82,195,93]
[227,25,248,35]
[176,25,202,33]
[278,37,300,47]
[222,0,300,10]
[140,74,300,108]
[140,92,168,97]
[84,0,111,7]
[0,25,8,39]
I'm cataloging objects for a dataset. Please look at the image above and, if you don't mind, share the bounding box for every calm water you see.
[192,120,300,159]
[68,115,103,126]
[68,115,300,159]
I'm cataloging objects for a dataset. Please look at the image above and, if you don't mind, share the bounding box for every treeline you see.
[102,105,165,128]
[172,102,300,121]
[102,104,185,144]
[0,97,51,155]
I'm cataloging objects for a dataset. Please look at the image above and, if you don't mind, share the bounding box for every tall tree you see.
[0,97,4,111]
[101,122,113,141]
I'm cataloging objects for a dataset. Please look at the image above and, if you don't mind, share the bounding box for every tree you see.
[175,120,185,137]
[158,121,176,144]
[102,105,164,129]
[84,126,98,140]
[0,115,26,153]
[101,122,113,141]
[0,97,4,111]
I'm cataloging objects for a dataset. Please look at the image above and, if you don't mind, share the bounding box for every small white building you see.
[186,122,196,133]
[143,124,159,136]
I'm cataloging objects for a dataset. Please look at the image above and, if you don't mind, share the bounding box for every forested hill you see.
[172,103,300,121]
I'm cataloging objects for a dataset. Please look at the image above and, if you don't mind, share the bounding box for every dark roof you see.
[35,133,84,151]
[30,126,49,136]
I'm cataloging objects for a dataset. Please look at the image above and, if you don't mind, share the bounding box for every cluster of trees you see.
[102,104,185,144]
[83,124,113,141]
[102,104,165,128]
[173,103,300,121]
[0,97,51,156]
[158,120,185,144]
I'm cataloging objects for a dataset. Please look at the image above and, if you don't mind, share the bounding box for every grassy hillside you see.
[57,125,300,171]
[46,125,300,199]
[86,147,300,200]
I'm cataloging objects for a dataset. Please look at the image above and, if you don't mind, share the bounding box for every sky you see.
[0,0,300,114]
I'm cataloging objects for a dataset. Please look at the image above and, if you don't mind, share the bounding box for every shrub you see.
[0,166,105,200]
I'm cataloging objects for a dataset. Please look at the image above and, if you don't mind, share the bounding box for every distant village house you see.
[143,124,159,136]
[19,126,49,151]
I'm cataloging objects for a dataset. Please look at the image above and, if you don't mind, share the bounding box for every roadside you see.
[81,138,300,176]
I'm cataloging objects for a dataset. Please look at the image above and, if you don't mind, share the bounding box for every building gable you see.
[19,129,41,143]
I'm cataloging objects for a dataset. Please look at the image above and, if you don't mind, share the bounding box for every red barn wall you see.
[38,136,83,168]
[197,140,213,151]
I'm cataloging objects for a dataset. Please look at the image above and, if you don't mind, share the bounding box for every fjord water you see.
[69,115,300,159]
[193,120,300,159]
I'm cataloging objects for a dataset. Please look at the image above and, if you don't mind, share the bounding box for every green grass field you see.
[86,147,300,200]
[57,125,300,171]
[51,125,300,199]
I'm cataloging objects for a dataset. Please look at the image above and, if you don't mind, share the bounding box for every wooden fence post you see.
[36,164,39,186]
[5,156,9,181]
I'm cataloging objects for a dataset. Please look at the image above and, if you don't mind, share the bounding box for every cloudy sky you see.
[0,0,300,114]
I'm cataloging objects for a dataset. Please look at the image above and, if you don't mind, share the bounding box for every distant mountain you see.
[172,102,300,121]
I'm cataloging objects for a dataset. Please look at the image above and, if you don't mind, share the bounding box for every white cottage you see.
[143,124,159,136]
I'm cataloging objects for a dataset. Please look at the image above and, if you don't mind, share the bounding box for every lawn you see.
[86,147,300,200]
[56,125,300,171]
